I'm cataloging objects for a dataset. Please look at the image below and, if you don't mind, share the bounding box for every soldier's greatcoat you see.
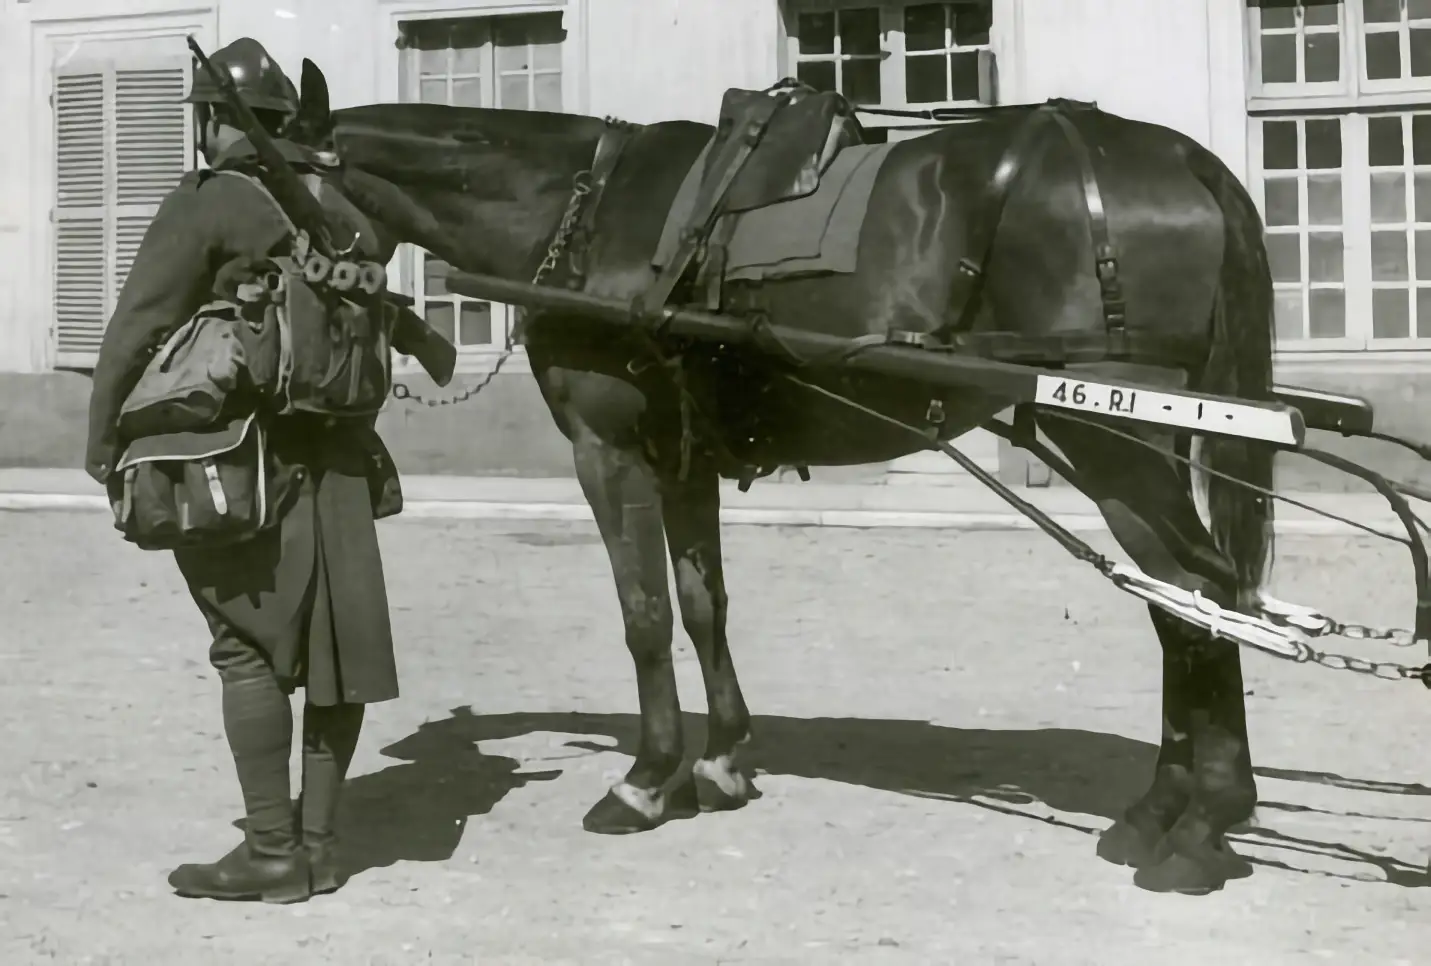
[85,138,401,706]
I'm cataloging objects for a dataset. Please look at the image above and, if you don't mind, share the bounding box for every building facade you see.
[0,0,1416,489]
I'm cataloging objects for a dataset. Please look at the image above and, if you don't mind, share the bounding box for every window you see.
[51,40,192,367]
[784,1,995,139]
[397,12,565,355]
[1248,0,1431,349]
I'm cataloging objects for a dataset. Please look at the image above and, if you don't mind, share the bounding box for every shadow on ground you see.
[332,707,1430,888]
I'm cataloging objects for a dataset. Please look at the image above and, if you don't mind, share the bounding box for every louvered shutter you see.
[53,71,107,364]
[51,48,191,368]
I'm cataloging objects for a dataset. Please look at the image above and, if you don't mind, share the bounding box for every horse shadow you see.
[329,707,1431,887]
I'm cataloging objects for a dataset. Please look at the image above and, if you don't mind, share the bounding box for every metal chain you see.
[1330,621,1419,646]
[388,172,594,408]
[1304,648,1429,681]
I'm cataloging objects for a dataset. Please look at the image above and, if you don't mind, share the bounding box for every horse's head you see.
[319,99,609,280]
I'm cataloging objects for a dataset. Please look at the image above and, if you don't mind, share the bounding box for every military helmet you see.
[185,37,297,114]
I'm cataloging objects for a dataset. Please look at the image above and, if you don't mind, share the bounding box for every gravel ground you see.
[2,509,1429,965]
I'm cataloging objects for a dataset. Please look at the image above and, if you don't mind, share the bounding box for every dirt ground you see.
[2,509,1430,965]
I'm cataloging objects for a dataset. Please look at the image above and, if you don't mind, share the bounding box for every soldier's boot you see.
[168,674,310,903]
[298,701,365,895]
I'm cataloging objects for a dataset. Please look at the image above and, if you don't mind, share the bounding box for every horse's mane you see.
[328,103,607,195]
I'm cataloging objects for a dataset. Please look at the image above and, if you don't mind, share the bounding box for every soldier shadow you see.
[331,714,562,879]
[332,706,1431,888]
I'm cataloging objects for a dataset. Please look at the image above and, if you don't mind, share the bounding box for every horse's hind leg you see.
[566,420,693,834]
[1038,415,1257,895]
[660,466,755,812]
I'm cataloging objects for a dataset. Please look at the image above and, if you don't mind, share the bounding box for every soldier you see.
[84,37,401,903]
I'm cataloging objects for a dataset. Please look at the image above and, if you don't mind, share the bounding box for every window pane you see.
[798,12,835,54]
[1267,233,1302,282]
[452,77,483,107]
[1365,0,1403,23]
[1305,119,1341,168]
[499,74,529,109]
[839,8,881,56]
[1366,32,1403,80]
[1414,0,1431,18]
[1307,174,1342,224]
[1368,115,1404,166]
[1414,115,1431,163]
[1274,289,1304,340]
[1309,289,1346,338]
[904,3,946,51]
[843,58,881,104]
[532,39,563,71]
[417,44,448,74]
[424,301,456,342]
[950,51,981,100]
[1373,288,1411,338]
[459,301,493,345]
[797,60,836,92]
[497,41,533,72]
[1261,34,1297,83]
[1263,120,1299,169]
[906,55,947,103]
[1417,288,1431,337]
[953,3,992,46]
[1416,173,1431,221]
[418,77,446,104]
[533,73,562,112]
[1373,230,1410,280]
[453,43,483,76]
[1303,4,1339,27]
[424,256,450,296]
[1264,178,1300,226]
[1308,232,1344,282]
[1261,6,1295,29]
[1413,28,1431,75]
[1372,171,1408,223]
[1305,32,1341,82]
[1417,231,1431,279]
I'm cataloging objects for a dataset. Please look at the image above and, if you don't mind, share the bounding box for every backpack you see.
[117,169,395,438]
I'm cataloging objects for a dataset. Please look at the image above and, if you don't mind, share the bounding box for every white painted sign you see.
[1033,375,1302,446]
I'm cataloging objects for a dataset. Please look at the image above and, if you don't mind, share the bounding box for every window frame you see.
[30,12,216,372]
[1247,0,1431,351]
[780,0,998,130]
[376,0,586,376]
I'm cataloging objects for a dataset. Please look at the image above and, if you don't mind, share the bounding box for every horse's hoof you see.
[1095,818,1162,869]
[1214,837,1254,880]
[692,760,754,813]
[581,788,664,835]
[664,775,701,822]
[1131,848,1231,896]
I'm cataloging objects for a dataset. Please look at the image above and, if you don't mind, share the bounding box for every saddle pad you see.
[653,139,897,285]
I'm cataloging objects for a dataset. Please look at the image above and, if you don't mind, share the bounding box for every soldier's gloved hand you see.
[85,443,119,486]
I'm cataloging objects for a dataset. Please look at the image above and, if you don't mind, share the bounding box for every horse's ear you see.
[291,57,331,143]
[301,58,331,117]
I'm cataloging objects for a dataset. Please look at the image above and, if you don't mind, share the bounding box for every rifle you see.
[186,35,456,387]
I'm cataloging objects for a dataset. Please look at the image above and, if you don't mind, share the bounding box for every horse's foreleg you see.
[660,468,755,813]
[569,426,692,834]
[1039,416,1257,895]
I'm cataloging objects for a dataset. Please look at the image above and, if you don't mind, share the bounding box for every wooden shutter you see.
[53,70,107,364]
[51,47,190,368]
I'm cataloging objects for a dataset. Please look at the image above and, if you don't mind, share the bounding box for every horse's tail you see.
[1187,145,1276,602]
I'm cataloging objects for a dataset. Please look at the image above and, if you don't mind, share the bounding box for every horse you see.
[286,59,1276,896]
